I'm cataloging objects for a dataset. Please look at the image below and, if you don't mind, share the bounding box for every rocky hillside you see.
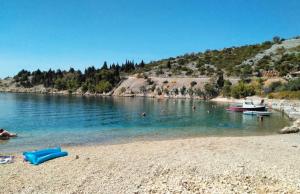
[138,37,300,78]
[1,36,300,99]
[113,36,300,98]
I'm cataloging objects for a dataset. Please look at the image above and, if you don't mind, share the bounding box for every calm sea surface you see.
[0,93,290,152]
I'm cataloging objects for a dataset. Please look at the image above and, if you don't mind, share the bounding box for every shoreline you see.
[1,130,291,155]
[1,134,300,193]
[211,96,300,119]
[1,94,300,193]
[0,92,298,151]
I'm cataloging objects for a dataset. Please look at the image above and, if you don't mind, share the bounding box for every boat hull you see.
[243,111,272,116]
[227,106,266,112]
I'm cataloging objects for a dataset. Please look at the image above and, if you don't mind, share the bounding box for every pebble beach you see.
[1,134,300,193]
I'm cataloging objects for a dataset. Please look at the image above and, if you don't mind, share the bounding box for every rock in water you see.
[279,126,300,134]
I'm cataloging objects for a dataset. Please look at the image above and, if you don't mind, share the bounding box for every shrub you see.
[195,88,204,97]
[81,82,89,93]
[222,80,232,97]
[268,91,300,99]
[136,73,143,78]
[188,88,194,96]
[151,84,156,92]
[185,69,194,76]
[66,79,79,93]
[139,86,146,94]
[249,79,264,95]
[163,88,169,95]
[173,88,179,95]
[147,78,154,85]
[180,86,186,95]
[54,78,67,90]
[95,80,112,93]
[273,36,282,44]
[155,68,164,75]
[216,71,224,88]
[284,78,300,91]
[120,87,126,94]
[264,81,283,93]
[190,81,197,87]
[231,82,255,99]
[156,87,162,95]
[166,61,171,69]
[204,83,218,98]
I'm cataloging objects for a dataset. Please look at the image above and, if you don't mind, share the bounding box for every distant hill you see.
[1,36,300,99]
[138,36,300,78]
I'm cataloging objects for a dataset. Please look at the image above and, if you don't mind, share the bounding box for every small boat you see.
[227,101,266,112]
[243,111,272,116]
[226,105,244,112]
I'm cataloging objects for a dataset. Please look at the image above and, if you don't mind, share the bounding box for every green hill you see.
[1,36,300,99]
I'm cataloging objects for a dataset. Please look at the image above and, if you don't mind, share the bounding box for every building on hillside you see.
[262,70,279,78]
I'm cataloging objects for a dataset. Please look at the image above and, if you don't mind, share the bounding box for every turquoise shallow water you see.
[0,93,290,152]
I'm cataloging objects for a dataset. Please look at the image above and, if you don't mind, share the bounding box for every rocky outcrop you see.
[279,120,300,134]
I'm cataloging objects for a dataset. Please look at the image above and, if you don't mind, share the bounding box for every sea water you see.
[0,93,290,152]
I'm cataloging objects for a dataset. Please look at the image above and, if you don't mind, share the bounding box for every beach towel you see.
[0,156,14,164]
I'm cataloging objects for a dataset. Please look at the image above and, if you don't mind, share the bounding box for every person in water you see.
[0,129,17,140]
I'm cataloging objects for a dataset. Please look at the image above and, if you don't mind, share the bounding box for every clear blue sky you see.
[0,0,299,78]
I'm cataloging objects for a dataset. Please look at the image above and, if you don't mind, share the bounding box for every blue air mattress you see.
[23,147,68,165]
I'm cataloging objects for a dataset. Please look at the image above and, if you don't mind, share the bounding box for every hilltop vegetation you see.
[143,40,274,77]
[135,36,300,78]
[1,36,300,99]
[11,60,143,94]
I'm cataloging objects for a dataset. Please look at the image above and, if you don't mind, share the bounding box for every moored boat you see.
[227,100,267,112]
[243,111,272,116]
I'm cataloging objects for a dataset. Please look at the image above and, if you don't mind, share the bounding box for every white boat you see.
[243,111,272,116]
[242,101,267,111]
[227,100,267,112]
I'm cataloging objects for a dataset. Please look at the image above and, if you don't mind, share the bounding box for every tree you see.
[273,36,282,44]
[31,69,43,85]
[173,88,179,95]
[139,86,146,94]
[285,78,300,91]
[139,60,145,68]
[195,88,204,97]
[188,88,194,96]
[204,83,218,98]
[120,87,126,94]
[66,78,79,93]
[231,82,255,99]
[101,61,108,70]
[180,86,186,95]
[163,88,169,95]
[190,81,197,87]
[216,71,224,88]
[156,87,162,95]
[166,61,171,69]
[222,80,232,97]
[54,78,67,90]
[95,80,112,93]
[81,82,89,93]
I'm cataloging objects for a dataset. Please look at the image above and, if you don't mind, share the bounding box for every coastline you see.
[1,94,300,193]
[1,134,300,193]
[211,96,300,119]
